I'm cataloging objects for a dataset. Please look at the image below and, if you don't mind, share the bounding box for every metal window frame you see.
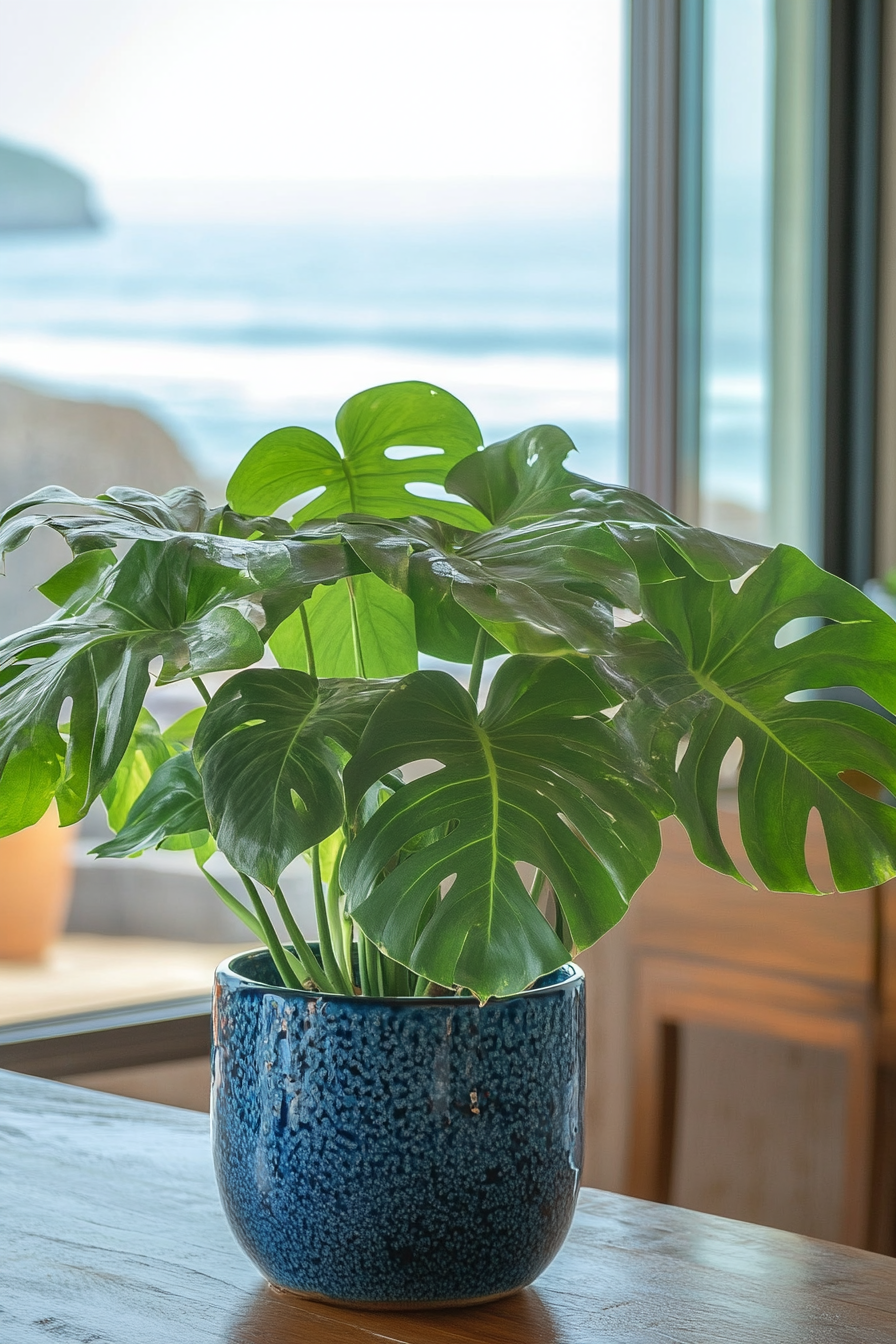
[629,0,882,573]
[823,0,882,585]
[627,0,704,520]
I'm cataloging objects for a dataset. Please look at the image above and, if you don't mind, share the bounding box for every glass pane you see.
[699,0,772,544]
[699,0,826,555]
[0,1,626,1033]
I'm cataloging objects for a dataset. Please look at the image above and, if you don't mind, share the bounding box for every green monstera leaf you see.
[193,668,392,889]
[445,424,769,580]
[603,543,896,894]
[0,538,284,831]
[341,657,666,1000]
[100,705,207,835]
[293,424,768,663]
[93,751,211,859]
[101,707,174,833]
[309,512,632,662]
[444,424,672,526]
[226,381,487,529]
[37,549,117,615]
[0,484,298,563]
[0,484,364,640]
[270,573,418,678]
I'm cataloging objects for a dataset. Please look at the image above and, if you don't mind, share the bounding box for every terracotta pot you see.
[0,809,74,961]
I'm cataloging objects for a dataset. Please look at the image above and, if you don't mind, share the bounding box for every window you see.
[0,1,626,1048]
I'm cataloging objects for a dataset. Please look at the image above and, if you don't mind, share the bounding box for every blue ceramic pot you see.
[212,949,585,1309]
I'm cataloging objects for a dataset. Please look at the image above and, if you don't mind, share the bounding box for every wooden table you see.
[2,1070,895,1342]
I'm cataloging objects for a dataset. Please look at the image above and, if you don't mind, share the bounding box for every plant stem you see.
[345,577,368,678]
[326,841,354,989]
[272,884,338,992]
[192,676,212,706]
[467,626,488,705]
[414,974,432,996]
[238,873,301,989]
[553,889,573,953]
[298,602,317,678]
[357,928,373,996]
[311,848,353,996]
[372,942,386,997]
[199,866,264,941]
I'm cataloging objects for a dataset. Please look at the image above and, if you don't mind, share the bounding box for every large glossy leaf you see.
[193,668,391,888]
[603,544,896,893]
[270,573,418,677]
[341,657,665,1000]
[445,425,675,526]
[0,484,349,613]
[311,513,634,661]
[1,484,368,648]
[294,424,768,661]
[93,751,211,858]
[446,425,769,579]
[0,484,297,557]
[37,549,117,614]
[226,381,487,529]
[0,539,273,830]
[101,707,173,832]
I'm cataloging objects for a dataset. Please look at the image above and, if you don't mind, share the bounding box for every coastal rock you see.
[0,140,98,232]
[0,376,201,634]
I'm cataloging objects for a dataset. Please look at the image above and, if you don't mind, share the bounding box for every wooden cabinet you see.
[578,798,896,1252]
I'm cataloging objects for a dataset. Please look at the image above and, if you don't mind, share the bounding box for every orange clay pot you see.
[0,809,74,961]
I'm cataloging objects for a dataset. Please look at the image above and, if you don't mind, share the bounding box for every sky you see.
[0,0,622,199]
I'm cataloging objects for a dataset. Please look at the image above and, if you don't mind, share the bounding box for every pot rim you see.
[215,945,584,1006]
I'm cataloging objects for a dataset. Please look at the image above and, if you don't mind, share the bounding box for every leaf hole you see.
[57,695,73,736]
[285,486,326,517]
[805,805,835,892]
[719,738,743,790]
[398,758,444,782]
[384,445,444,461]
[674,733,689,772]
[440,872,457,898]
[729,565,759,594]
[838,769,888,802]
[403,482,469,506]
[775,616,820,648]
[612,607,642,628]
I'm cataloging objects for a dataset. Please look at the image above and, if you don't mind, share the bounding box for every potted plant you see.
[1,380,895,1308]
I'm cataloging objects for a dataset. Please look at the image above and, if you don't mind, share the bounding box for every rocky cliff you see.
[0,377,202,634]
[0,140,98,231]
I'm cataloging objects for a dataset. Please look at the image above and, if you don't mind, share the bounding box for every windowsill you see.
[0,933,247,1027]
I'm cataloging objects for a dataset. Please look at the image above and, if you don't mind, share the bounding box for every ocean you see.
[0,205,623,497]
[0,179,766,525]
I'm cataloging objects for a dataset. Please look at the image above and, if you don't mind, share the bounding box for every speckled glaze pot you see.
[211,949,585,1310]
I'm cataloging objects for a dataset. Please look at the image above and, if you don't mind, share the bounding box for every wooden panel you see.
[671,1024,848,1241]
[879,879,896,1066]
[63,1056,211,1111]
[576,925,632,1193]
[626,811,875,987]
[2,1070,896,1342]
[627,956,876,1246]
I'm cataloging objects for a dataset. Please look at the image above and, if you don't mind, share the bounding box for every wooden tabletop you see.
[2,1070,895,1342]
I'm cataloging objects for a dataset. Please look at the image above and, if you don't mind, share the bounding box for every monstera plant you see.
[2,379,896,1002]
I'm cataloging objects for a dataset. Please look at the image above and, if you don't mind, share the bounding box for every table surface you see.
[2,1070,896,1343]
